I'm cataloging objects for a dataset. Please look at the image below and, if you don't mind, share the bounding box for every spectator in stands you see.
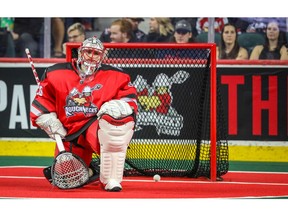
[65,18,94,31]
[170,19,196,43]
[170,18,198,37]
[106,19,136,59]
[13,18,44,58]
[107,19,151,59]
[231,17,287,35]
[230,17,266,35]
[62,22,86,56]
[52,18,65,58]
[145,18,174,42]
[244,18,267,34]
[109,19,137,43]
[100,18,146,42]
[99,26,111,42]
[217,23,248,60]
[155,19,195,58]
[165,19,208,59]
[196,18,228,35]
[126,18,147,42]
[249,20,288,60]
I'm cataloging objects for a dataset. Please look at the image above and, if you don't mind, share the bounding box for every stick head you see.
[51,152,89,189]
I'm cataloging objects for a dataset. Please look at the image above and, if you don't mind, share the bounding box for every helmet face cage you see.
[77,37,104,79]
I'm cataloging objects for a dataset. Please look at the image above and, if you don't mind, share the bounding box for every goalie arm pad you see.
[97,99,133,119]
[35,112,67,139]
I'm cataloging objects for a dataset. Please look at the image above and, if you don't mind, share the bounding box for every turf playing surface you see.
[0,166,287,199]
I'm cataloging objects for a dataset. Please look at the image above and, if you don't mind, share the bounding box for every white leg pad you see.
[98,116,135,184]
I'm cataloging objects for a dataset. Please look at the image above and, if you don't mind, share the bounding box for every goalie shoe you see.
[101,179,122,192]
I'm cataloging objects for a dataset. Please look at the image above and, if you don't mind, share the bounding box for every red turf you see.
[0,167,287,198]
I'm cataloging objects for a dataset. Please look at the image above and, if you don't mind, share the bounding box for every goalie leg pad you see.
[98,114,135,185]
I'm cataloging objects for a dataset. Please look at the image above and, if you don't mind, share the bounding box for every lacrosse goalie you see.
[30,36,138,191]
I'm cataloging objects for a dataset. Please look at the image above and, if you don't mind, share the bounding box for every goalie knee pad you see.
[98,114,135,185]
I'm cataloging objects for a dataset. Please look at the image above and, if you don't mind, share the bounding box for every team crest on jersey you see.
[64,84,102,117]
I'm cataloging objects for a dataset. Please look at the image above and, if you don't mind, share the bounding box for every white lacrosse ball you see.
[153,174,161,182]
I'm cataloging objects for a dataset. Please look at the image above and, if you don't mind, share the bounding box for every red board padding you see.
[0,167,288,198]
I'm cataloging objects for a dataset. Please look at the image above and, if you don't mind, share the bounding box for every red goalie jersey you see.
[30,62,138,141]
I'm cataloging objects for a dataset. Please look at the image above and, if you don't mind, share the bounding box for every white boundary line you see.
[0,175,287,187]
[122,179,288,186]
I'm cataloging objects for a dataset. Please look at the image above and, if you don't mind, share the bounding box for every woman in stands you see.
[145,18,174,42]
[217,23,248,60]
[250,20,288,60]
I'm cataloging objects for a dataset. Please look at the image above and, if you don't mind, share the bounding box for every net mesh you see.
[52,152,89,189]
[68,43,229,179]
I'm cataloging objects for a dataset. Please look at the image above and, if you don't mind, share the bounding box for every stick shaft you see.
[25,48,65,153]
[25,48,40,86]
[55,134,65,152]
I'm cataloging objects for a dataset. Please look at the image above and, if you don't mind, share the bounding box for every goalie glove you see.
[36,112,67,139]
[97,99,133,119]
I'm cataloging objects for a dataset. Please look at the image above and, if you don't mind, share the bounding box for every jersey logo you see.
[64,84,102,117]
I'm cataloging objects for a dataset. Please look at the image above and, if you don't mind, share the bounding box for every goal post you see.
[65,42,229,181]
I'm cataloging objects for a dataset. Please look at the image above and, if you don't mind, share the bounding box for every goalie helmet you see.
[76,36,105,80]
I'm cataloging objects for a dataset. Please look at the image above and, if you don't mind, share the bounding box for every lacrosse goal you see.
[66,42,229,181]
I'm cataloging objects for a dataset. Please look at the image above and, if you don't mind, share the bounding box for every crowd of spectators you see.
[0,17,287,60]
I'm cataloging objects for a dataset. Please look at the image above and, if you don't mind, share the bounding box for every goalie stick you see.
[25,48,90,189]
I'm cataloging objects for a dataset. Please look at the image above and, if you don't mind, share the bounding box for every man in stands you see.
[30,36,138,192]
[62,22,86,56]
[109,19,137,43]
[100,18,146,42]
